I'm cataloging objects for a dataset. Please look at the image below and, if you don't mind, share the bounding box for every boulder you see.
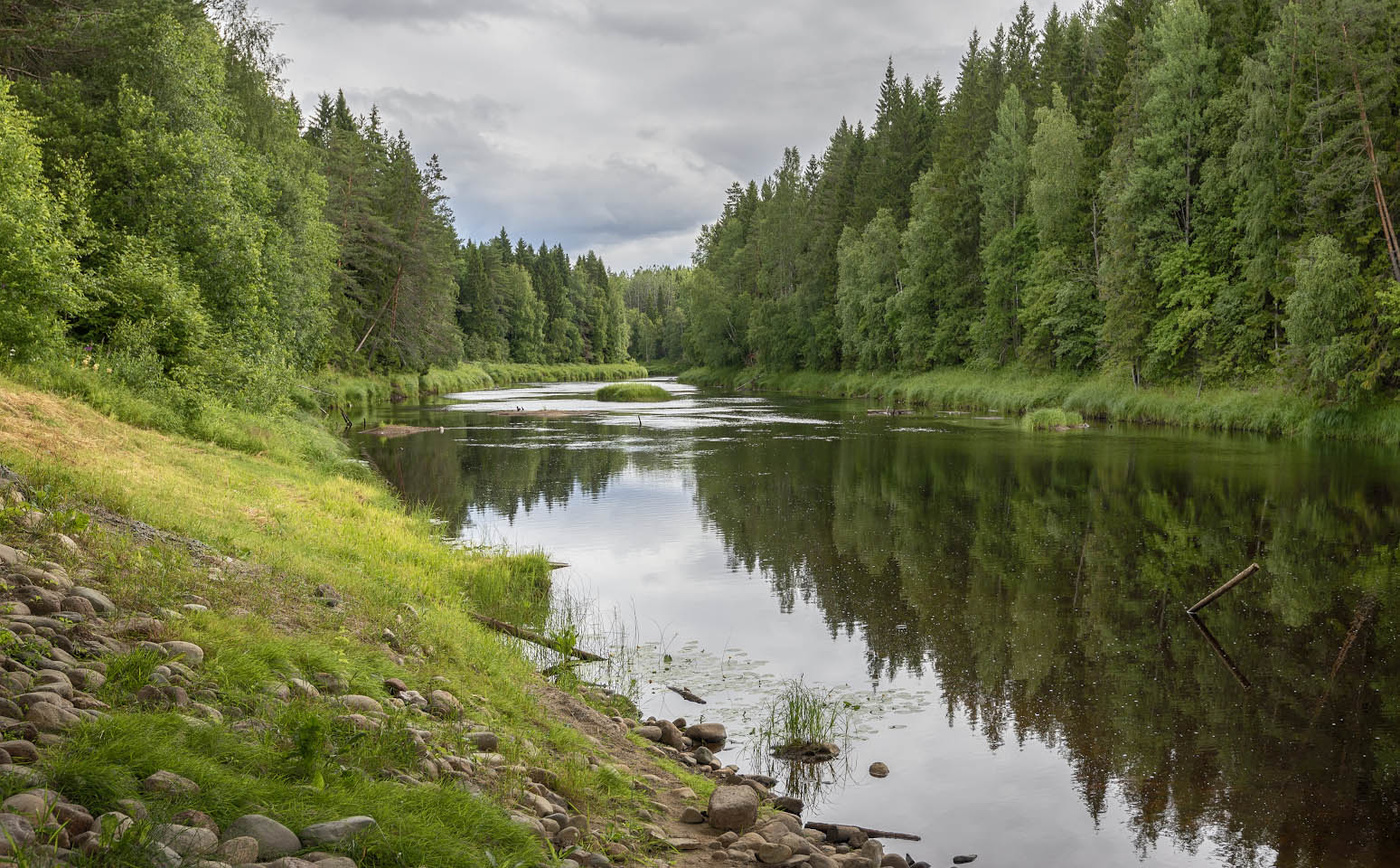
[299,816,377,847]
[161,641,205,666]
[706,785,759,832]
[152,823,219,856]
[685,722,727,744]
[223,814,300,859]
[339,695,383,715]
[214,835,259,865]
[142,770,200,796]
[428,689,462,716]
[463,731,498,751]
[69,586,116,614]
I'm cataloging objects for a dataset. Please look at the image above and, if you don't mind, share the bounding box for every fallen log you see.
[470,613,606,662]
[805,821,922,842]
[667,685,706,704]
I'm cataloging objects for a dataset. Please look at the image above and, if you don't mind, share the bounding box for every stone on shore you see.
[142,770,200,796]
[707,785,759,832]
[299,816,377,847]
[685,722,727,744]
[222,814,300,859]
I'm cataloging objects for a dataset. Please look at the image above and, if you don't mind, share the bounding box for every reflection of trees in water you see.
[358,420,635,530]
[689,426,1400,866]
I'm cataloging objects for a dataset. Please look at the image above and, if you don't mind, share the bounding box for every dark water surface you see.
[355,379,1400,868]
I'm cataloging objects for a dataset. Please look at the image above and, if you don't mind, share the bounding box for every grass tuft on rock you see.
[595,383,671,403]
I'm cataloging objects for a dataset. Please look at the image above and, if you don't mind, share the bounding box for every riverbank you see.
[0,375,726,867]
[680,366,1400,443]
[310,362,652,410]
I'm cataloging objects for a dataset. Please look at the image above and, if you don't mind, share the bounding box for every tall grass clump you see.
[595,383,670,402]
[1020,407,1087,431]
[754,679,852,762]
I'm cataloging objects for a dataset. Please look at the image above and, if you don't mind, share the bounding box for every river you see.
[354,378,1400,868]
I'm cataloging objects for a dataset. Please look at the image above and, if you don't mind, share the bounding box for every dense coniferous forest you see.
[679,0,1400,405]
[0,0,629,408]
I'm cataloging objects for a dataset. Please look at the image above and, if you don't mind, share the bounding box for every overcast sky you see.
[251,0,1058,272]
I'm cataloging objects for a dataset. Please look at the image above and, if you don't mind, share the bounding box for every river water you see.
[354,379,1400,868]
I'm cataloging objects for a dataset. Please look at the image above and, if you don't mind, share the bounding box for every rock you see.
[0,740,37,763]
[880,855,909,868]
[657,719,686,750]
[152,823,219,856]
[313,672,348,694]
[52,801,92,834]
[19,588,63,616]
[383,677,408,694]
[0,812,33,856]
[463,731,498,751]
[223,814,300,859]
[299,816,377,847]
[679,806,705,824]
[0,790,56,827]
[556,825,582,847]
[773,795,804,815]
[339,695,383,714]
[860,840,885,867]
[869,762,890,778]
[509,812,548,843]
[160,641,205,666]
[758,842,794,864]
[635,725,663,742]
[693,745,717,766]
[427,689,461,716]
[265,858,317,868]
[60,596,96,618]
[67,668,104,692]
[116,799,149,820]
[143,770,200,796]
[685,722,728,744]
[288,678,320,699]
[0,544,18,567]
[69,587,115,614]
[214,835,259,864]
[144,841,183,868]
[666,837,703,850]
[952,856,978,865]
[172,809,220,834]
[707,785,759,832]
[307,858,357,868]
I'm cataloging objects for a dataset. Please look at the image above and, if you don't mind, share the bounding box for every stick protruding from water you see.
[1187,563,1261,613]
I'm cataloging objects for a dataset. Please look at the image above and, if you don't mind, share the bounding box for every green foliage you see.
[0,78,82,360]
[1019,407,1086,431]
[1286,236,1374,403]
[595,383,671,402]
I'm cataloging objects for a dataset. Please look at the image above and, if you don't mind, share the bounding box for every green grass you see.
[1020,407,1086,431]
[681,365,1400,443]
[0,374,677,864]
[753,679,851,761]
[594,383,671,402]
[33,712,539,868]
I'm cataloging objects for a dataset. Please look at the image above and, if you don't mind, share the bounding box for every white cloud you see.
[254,0,1058,269]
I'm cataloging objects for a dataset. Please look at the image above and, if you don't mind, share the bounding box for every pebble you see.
[869,761,890,778]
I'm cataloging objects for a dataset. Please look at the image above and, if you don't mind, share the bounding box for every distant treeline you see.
[0,0,632,410]
[674,0,1400,405]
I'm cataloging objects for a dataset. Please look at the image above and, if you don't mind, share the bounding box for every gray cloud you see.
[256,0,1058,269]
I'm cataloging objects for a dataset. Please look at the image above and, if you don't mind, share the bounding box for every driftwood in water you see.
[1187,613,1251,690]
[867,408,912,416]
[667,685,706,704]
[1187,563,1260,613]
[361,424,442,438]
[805,821,922,842]
[470,613,606,662]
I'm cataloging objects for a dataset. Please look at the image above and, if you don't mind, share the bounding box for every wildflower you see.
[106,367,113,374]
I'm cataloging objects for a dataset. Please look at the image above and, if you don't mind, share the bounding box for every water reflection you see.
[356,384,1400,867]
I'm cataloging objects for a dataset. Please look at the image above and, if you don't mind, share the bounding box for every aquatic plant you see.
[595,383,671,402]
[754,679,852,763]
[1020,407,1087,431]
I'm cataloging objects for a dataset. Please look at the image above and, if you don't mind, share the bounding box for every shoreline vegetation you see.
[0,366,921,867]
[679,366,1400,444]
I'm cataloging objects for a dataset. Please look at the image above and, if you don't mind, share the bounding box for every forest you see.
[0,0,629,412]
[672,0,1400,406]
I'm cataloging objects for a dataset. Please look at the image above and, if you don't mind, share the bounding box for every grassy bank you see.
[0,374,687,866]
[310,362,651,409]
[681,366,1400,443]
